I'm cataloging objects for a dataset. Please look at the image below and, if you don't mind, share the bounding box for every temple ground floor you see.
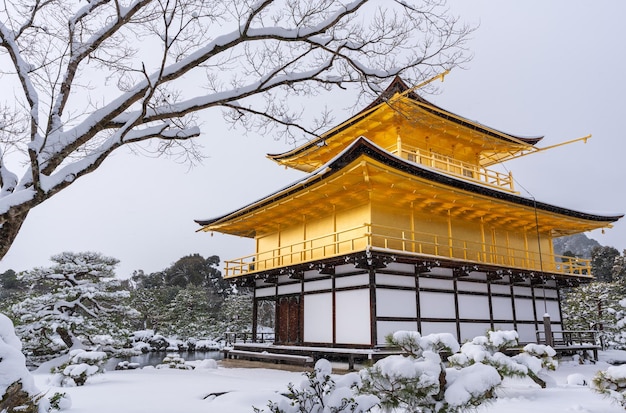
[246,250,579,348]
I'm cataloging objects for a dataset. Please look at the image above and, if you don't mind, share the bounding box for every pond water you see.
[105,350,224,371]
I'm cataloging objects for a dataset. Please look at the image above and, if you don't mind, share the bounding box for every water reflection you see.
[106,350,223,371]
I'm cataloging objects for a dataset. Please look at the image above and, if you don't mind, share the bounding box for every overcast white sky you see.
[1,1,625,277]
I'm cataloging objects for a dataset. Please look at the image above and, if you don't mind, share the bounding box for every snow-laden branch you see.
[0,0,472,259]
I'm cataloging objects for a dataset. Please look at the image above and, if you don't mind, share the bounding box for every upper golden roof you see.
[267,76,543,173]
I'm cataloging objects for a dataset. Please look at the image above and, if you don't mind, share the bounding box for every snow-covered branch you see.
[0,0,472,259]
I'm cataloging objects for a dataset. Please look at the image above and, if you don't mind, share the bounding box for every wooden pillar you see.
[543,314,554,347]
[369,268,377,347]
[252,289,258,342]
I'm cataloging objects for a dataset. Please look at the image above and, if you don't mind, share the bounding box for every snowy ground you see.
[32,352,626,413]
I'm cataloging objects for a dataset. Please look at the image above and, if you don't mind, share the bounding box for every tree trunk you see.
[0,211,30,262]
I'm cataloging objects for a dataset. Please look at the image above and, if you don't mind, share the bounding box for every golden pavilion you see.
[196,76,622,347]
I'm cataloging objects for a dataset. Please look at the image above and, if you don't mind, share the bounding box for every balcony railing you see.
[389,144,516,193]
[223,223,591,279]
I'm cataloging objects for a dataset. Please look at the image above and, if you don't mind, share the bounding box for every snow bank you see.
[0,313,39,397]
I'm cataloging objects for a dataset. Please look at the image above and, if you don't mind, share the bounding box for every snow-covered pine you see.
[360,331,502,413]
[10,252,138,364]
[254,359,379,413]
[448,330,557,388]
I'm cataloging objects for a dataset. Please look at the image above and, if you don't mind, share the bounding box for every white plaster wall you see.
[335,274,369,289]
[513,286,533,298]
[419,277,454,291]
[536,300,561,322]
[534,287,558,299]
[376,289,417,318]
[456,281,489,293]
[492,322,515,332]
[514,298,536,321]
[420,322,457,337]
[490,284,511,294]
[277,274,291,284]
[419,291,456,318]
[304,270,326,280]
[335,264,359,275]
[255,287,275,298]
[426,267,453,277]
[491,296,514,320]
[303,293,333,343]
[377,321,419,345]
[516,323,537,343]
[457,294,490,320]
[385,262,415,273]
[278,283,301,295]
[303,279,332,292]
[376,273,415,288]
[466,272,487,281]
[535,288,559,298]
[336,290,371,345]
[460,323,492,342]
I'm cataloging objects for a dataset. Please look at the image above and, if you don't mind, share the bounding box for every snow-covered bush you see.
[0,313,47,413]
[361,331,501,412]
[449,330,557,388]
[254,330,555,413]
[156,354,194,370]
[591,364,626,408]
[254,359,379,413]
[48,392,72,411]
[50,349,108,387]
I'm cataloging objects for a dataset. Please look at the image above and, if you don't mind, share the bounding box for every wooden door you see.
[276,296,301,344]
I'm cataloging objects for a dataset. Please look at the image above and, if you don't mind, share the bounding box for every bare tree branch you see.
[0,0,473,259]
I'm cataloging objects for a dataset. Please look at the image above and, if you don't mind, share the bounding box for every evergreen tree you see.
[611,250,626,283]
[164,286,218,338]
[11,252,138,363]
[591,246,621,282]
[561,281,626,348]
[163,254,231,296]
[220,290,254,333]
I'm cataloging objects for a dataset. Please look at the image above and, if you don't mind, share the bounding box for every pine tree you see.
[11,252,138,363]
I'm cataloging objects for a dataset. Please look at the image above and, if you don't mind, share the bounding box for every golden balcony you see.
[389,145,516,193]
[223,223,591,279]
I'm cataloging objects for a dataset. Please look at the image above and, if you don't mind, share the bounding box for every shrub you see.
[591,364,626,408]
[254,359,379,413]
[51,349,108,387]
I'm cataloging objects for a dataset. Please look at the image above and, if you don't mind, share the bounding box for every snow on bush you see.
[592,364,626,408]
[253,330,556,413]
[449,330,556,388]
[254,359,379,413]
[50,349,108,387]
[0,313,48,412]
[156,354,194,370]
[361,331,502,412]
[193,339,221,351]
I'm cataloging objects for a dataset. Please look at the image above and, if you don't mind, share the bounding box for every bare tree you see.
[0,0,471,260]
